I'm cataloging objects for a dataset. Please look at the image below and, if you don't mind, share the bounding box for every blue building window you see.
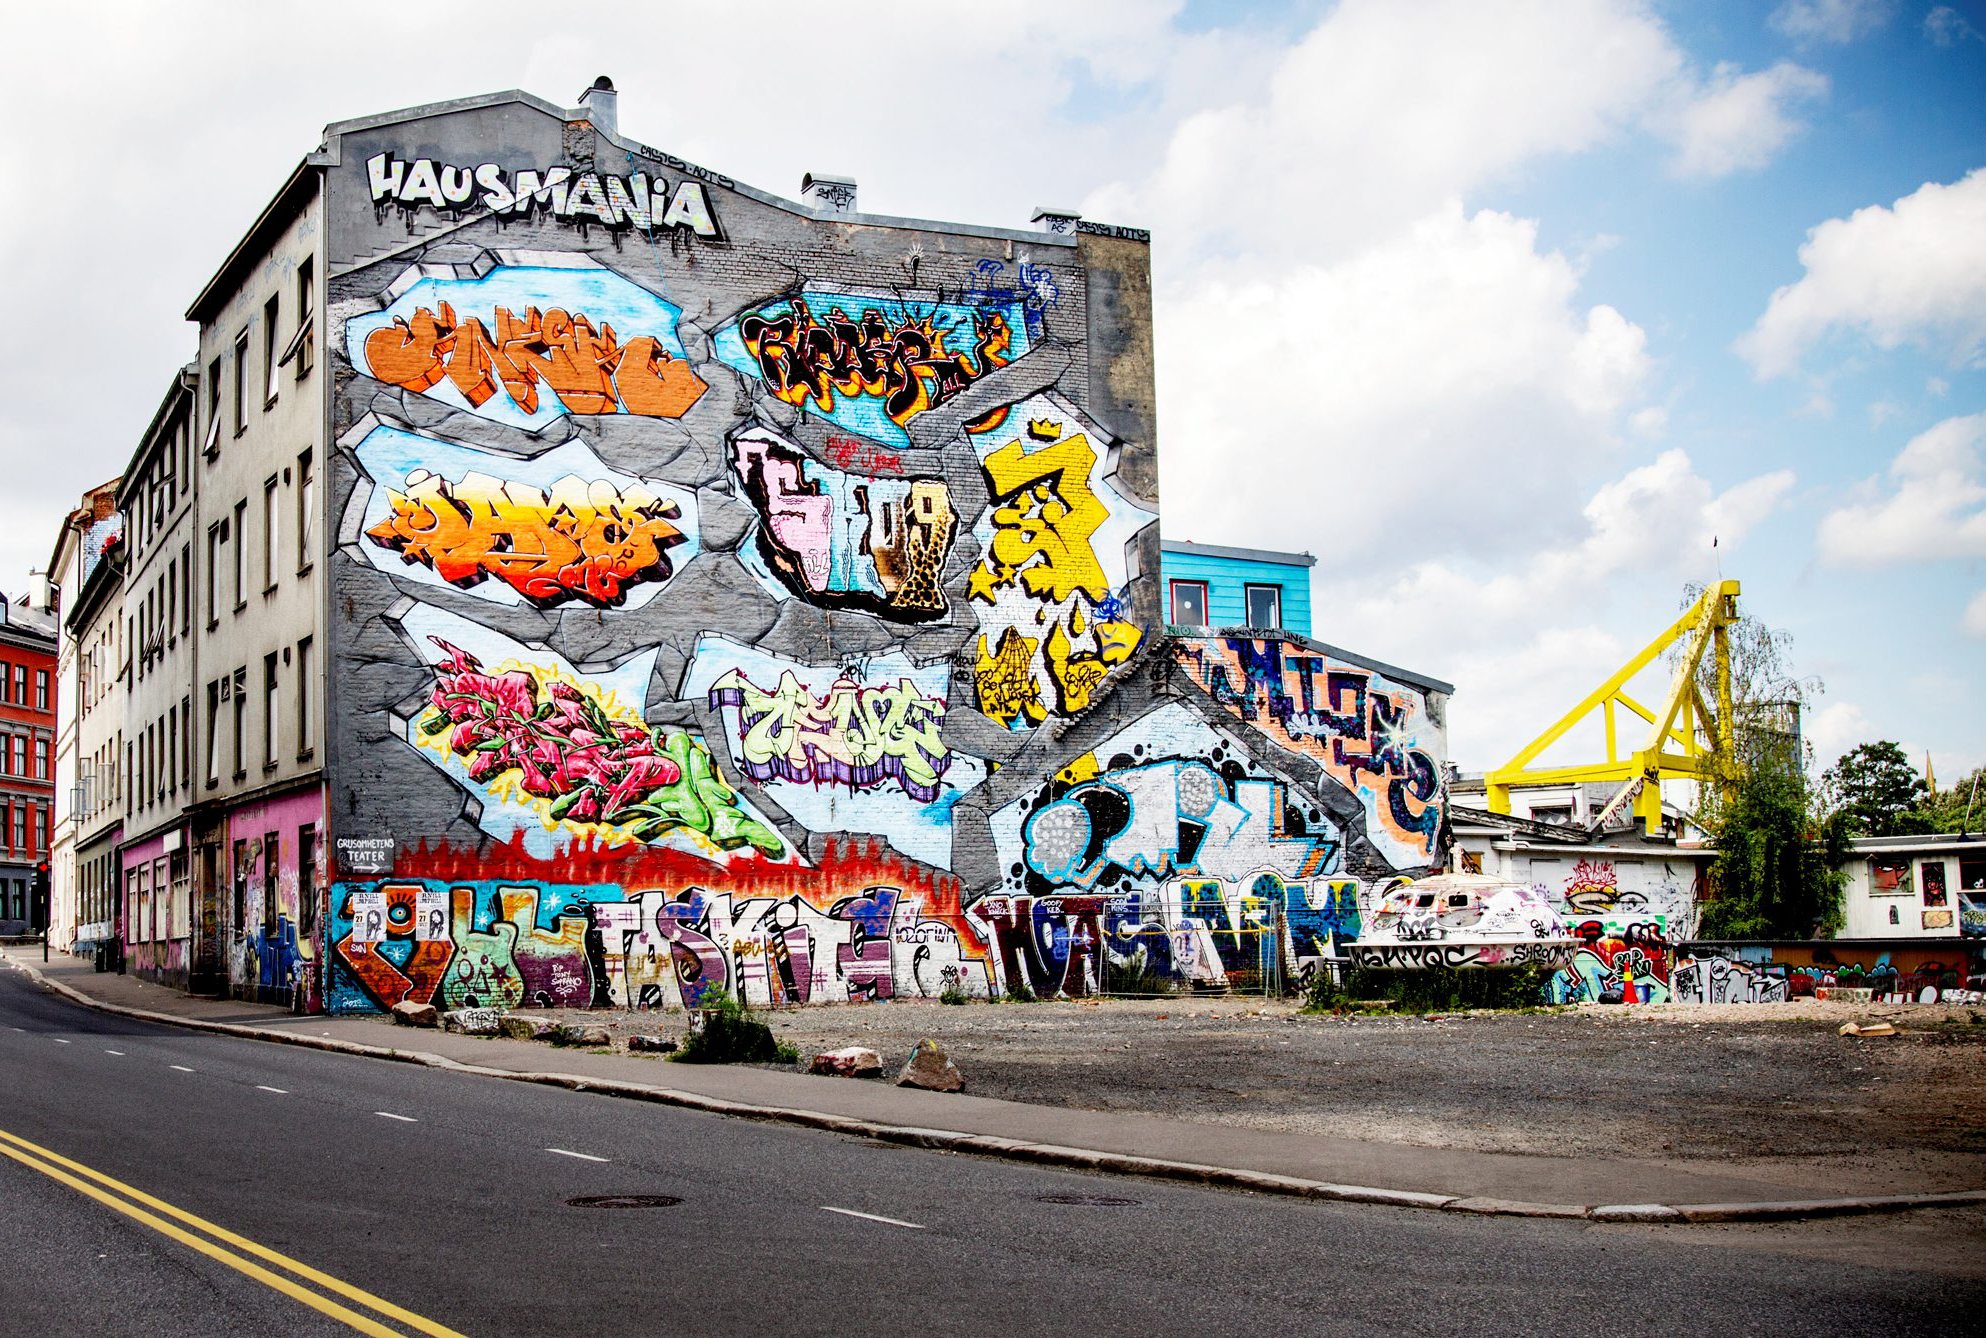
[1170,580,1208,626]
[1245,583,1281,629]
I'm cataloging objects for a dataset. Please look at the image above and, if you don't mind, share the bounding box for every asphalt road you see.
[1,964,1980,1338]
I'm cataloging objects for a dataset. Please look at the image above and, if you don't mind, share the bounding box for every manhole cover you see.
[1034,1193,1141,1207]
[566,1194,682,1209]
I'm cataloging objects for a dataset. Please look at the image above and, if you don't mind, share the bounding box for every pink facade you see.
[223,786,325,1010]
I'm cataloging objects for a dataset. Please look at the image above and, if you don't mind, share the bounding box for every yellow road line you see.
[0,1127,468,1338]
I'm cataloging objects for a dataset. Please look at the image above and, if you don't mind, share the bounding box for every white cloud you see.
[1964,591,1986,638]
[1085,0,1685,267]
[1658,61,1828,178]
[1158,203,1651,566]
[1925,6,1985,46]
[1806,700,1878,771]
[1738,169,1986,378]
[1770,0,1897,44]
[1816,412,1986,565]
[1305,451,1793,766]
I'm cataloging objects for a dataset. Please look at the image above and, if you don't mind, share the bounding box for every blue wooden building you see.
[1159,539,1314,635]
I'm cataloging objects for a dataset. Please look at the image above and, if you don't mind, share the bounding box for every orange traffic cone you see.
[1621,961,1636,1005]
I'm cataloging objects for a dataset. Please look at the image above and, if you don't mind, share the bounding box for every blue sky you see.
[0,0,1979,781]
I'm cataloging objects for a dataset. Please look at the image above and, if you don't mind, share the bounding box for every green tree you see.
[1675,588,1846,939]
[1822,741,1927,836]
[1910,763,1986,834]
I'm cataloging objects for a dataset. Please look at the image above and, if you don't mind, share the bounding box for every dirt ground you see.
[533,994,1986,1178]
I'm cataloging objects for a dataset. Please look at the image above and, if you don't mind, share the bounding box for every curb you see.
[8,953,1985,1226]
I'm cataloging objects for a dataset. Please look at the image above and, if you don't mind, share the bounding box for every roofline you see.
[64,544,124,636]
[115,366,199,509]
[43,477,121,578]
[186,161,318,324]
[1161,538,1316,568]
[1850,833,1985,851]
[308,87,1115,252]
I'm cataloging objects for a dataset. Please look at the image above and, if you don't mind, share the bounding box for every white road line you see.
[169,1065,195,1073]
[545,1148,609,1163]
[8,1027,23,1032]
[374,1111,418,1122]
[52,1038,70,1044]
[104,1050,124,1056]
[820,1206,925,1230]
[256,1085,288,1094]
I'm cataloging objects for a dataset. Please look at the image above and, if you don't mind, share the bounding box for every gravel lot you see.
[535,995,1986,1176]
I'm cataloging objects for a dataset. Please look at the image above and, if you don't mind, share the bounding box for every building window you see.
[232,331,248,436]
[0,660,9,702]
[263,294,281,407]
[232,838,248,936]
[1244,583,1282,630]
[296,637,314,756]
[1170,581,1208,627]
[1923,861,1949,907]
[204,356,222,456]
[294,257,315,378]
[297,449,314,570]
[263,830,280,936]
[10,806,22,851]
[263,654,280,768]
[298,825,318,937]
[11,665,22,701]
[35,670,47,710]
[232,671,246,777]
[207,523,221,624]
[35,738,48,780]
[206,681,220,786]
[263,477,279,591]
[181,541,192,634]
[233,501,248,607]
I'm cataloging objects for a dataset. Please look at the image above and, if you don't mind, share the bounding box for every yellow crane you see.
[1485,579,1739,836]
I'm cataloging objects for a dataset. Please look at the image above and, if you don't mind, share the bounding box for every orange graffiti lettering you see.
[367,469,689,607]
[362,300,708,419]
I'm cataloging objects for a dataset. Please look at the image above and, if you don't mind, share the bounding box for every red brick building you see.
[0,590,58,930]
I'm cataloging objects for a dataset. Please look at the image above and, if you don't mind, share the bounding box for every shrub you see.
[1303,963,1557,1013]
[671,990,781,1064]
[939,982,970,1005]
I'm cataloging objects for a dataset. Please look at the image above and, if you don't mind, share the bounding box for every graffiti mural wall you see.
[317,89,1446,1011]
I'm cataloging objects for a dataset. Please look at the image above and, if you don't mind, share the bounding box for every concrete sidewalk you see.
[8,946,1981,1224]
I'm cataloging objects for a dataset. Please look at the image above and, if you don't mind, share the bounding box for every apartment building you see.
[45,481,122,952]
[0,592,58,932]
[62,522,126,959]
[117,369,201,988]
[186,165,325,1006]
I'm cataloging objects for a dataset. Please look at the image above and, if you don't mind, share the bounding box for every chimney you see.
[1031,206,1081,235]
[801,172,858,214]
[578,75,618,137]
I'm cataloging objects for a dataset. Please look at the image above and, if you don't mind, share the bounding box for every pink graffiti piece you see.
[832,888,898,1002]
[733,437,836,592]
[424,638,681,824]
[653,901,730,1008]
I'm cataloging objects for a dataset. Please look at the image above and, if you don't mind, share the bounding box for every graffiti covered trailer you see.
[366,153,719,237]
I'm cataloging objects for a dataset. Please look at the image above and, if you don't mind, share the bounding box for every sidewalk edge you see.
[9,952,1981,1226]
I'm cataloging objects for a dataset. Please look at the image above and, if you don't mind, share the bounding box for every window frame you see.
[231,331,248,437]
[1244,582,1283,630]
[1169,580,1209,627]
[263,293,282,408]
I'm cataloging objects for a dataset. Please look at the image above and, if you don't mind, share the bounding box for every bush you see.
[939,982,970,1005]
[1303,963,1557,1013]
[671,990,782,1065]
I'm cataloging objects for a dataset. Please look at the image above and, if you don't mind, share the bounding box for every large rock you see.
[390,1000,438,1029]
[811,1045,882,1078]
[550,1024,613,1047]
[441,1007,503,1036]
[895,1039,964,1093]
[499,1015,554,1041]
[627,1034,679,1054]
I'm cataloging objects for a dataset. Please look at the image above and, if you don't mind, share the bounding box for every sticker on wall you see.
[353,426,701,609]
[713,286,1032,448]
[392,603,797,865]
[683,635,987,870]
[345,254,706,430]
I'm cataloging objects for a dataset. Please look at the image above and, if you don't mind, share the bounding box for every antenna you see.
[1964,770,1981,837]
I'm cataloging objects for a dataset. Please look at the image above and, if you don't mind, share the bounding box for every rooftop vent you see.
[578,75,617,137]
[1031,206,1081,235]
